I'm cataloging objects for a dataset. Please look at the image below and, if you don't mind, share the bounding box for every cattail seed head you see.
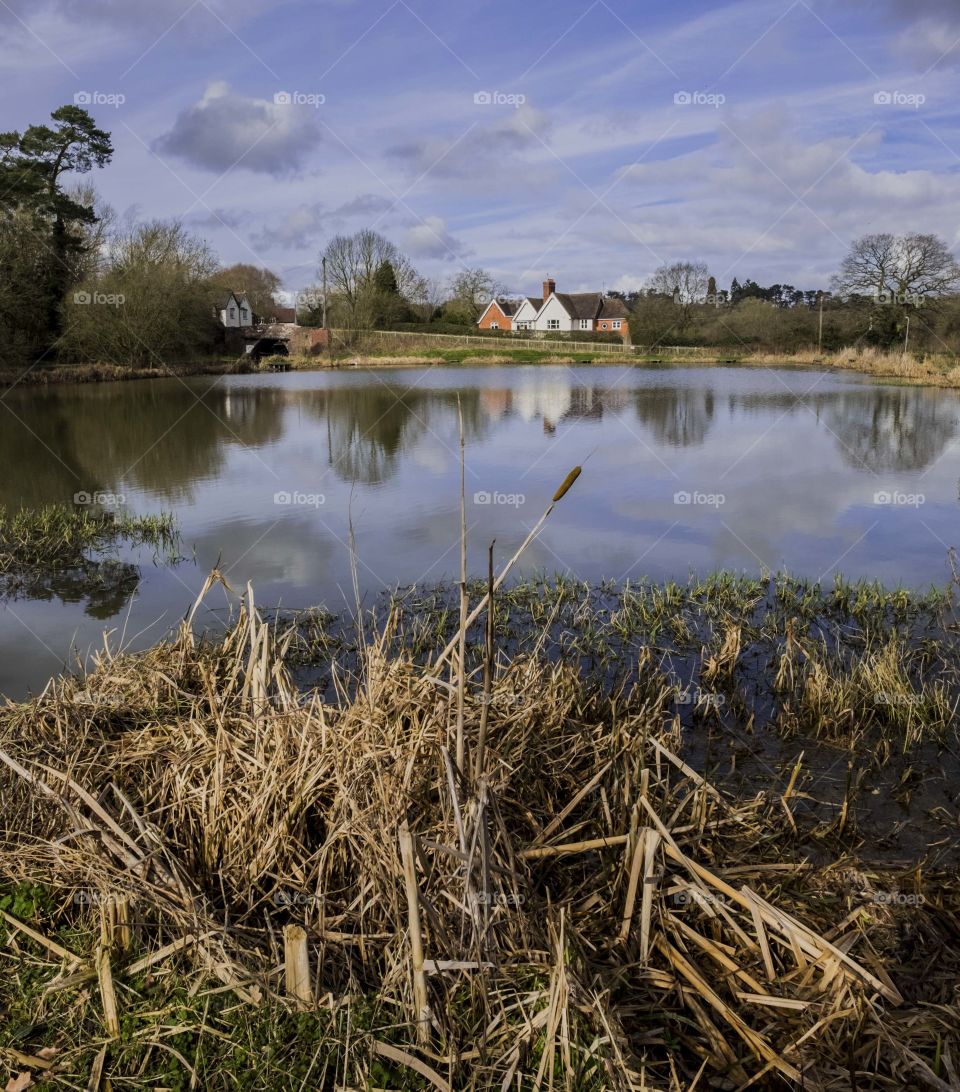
[552,466,582,503]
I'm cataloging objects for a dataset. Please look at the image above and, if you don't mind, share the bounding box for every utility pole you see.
[817,291,823,355]
[903,315,910,357]
[321,257,328,330]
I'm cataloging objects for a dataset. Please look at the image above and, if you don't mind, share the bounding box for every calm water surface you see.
[1,363,958,699]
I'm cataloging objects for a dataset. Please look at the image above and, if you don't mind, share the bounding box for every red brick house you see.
[479,279,632,341]
[477,297,521,330]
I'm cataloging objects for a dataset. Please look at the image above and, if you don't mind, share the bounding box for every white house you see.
[480,279,631,340]
[217,292,254,328]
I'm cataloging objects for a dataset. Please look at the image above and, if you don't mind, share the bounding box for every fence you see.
[329,329,737,360]
[352,329,632,354]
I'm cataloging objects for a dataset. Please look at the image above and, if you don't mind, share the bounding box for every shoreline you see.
[1,343,958,390]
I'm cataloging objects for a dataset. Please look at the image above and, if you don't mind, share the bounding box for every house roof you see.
[552,292,604,320]
[263,305,296,323]
[519,296,543,311]
[216,291,251,310]
[598,297,631,319]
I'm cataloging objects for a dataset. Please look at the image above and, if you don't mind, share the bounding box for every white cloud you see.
[154,82,321,176]
[404,216,467,260]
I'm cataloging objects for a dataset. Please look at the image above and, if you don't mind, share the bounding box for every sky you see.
[2,0,959,298]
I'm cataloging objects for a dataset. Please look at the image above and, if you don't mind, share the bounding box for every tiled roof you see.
[554,292,604,320]
[494,298,521,317]
[598,297,631,319]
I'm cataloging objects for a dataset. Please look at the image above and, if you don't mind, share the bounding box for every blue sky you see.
[2,0,959,297]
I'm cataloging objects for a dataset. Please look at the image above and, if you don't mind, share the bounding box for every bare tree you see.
[833,233,960,306]
[211,263,282,315]
[443,267,506,324]
[647,261,710,329]
[319,229,421,331]
[61,219,220,366]
[409,276,444,322]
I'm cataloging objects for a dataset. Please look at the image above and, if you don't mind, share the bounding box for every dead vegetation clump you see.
[0,573,958,1090]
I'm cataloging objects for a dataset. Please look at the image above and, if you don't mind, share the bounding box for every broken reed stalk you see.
[431,465,581,673]
[455,396,467,773]
[473,540,495,783]
[399,822,430,1045]
[283,924,312,1007]
[97,903,120,1039]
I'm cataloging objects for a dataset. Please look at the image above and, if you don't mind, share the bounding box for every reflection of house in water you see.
[513,379,573,433]
[480,384,631,432]
[480,388,513,421]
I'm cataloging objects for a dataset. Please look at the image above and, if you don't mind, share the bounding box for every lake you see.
[1,362,958,700]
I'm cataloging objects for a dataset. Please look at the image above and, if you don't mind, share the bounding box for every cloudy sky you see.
[2,0,959,296]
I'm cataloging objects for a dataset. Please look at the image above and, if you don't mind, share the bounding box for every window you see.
[490,322,499,329]
[579,319,590,330]
[599,322,607,330]
[612,320,622,330]
[229,307,236,319]
[546,318,560,330]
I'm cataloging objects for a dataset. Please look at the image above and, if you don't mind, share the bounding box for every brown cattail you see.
[552,466,582,502]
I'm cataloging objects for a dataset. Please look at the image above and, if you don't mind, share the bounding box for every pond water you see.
[1,362,958,700]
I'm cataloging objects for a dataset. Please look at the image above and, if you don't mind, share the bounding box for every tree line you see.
[618,239,960,353]
[2,105,959,372]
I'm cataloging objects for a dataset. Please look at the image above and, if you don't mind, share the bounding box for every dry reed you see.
[0,572,957,1089]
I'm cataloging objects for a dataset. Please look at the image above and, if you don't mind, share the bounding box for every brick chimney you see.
[542,277,556,299]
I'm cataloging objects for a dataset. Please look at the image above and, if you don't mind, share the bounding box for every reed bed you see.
[1,571,958,1090]
[0,504,177,574]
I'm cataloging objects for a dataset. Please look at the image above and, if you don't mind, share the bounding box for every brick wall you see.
[478,302,512,331]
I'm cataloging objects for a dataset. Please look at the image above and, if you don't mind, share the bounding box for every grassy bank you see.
[3,344,959,390]
[325,344,960,387]
[0,359,248,389]
[1,570,958,1089]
